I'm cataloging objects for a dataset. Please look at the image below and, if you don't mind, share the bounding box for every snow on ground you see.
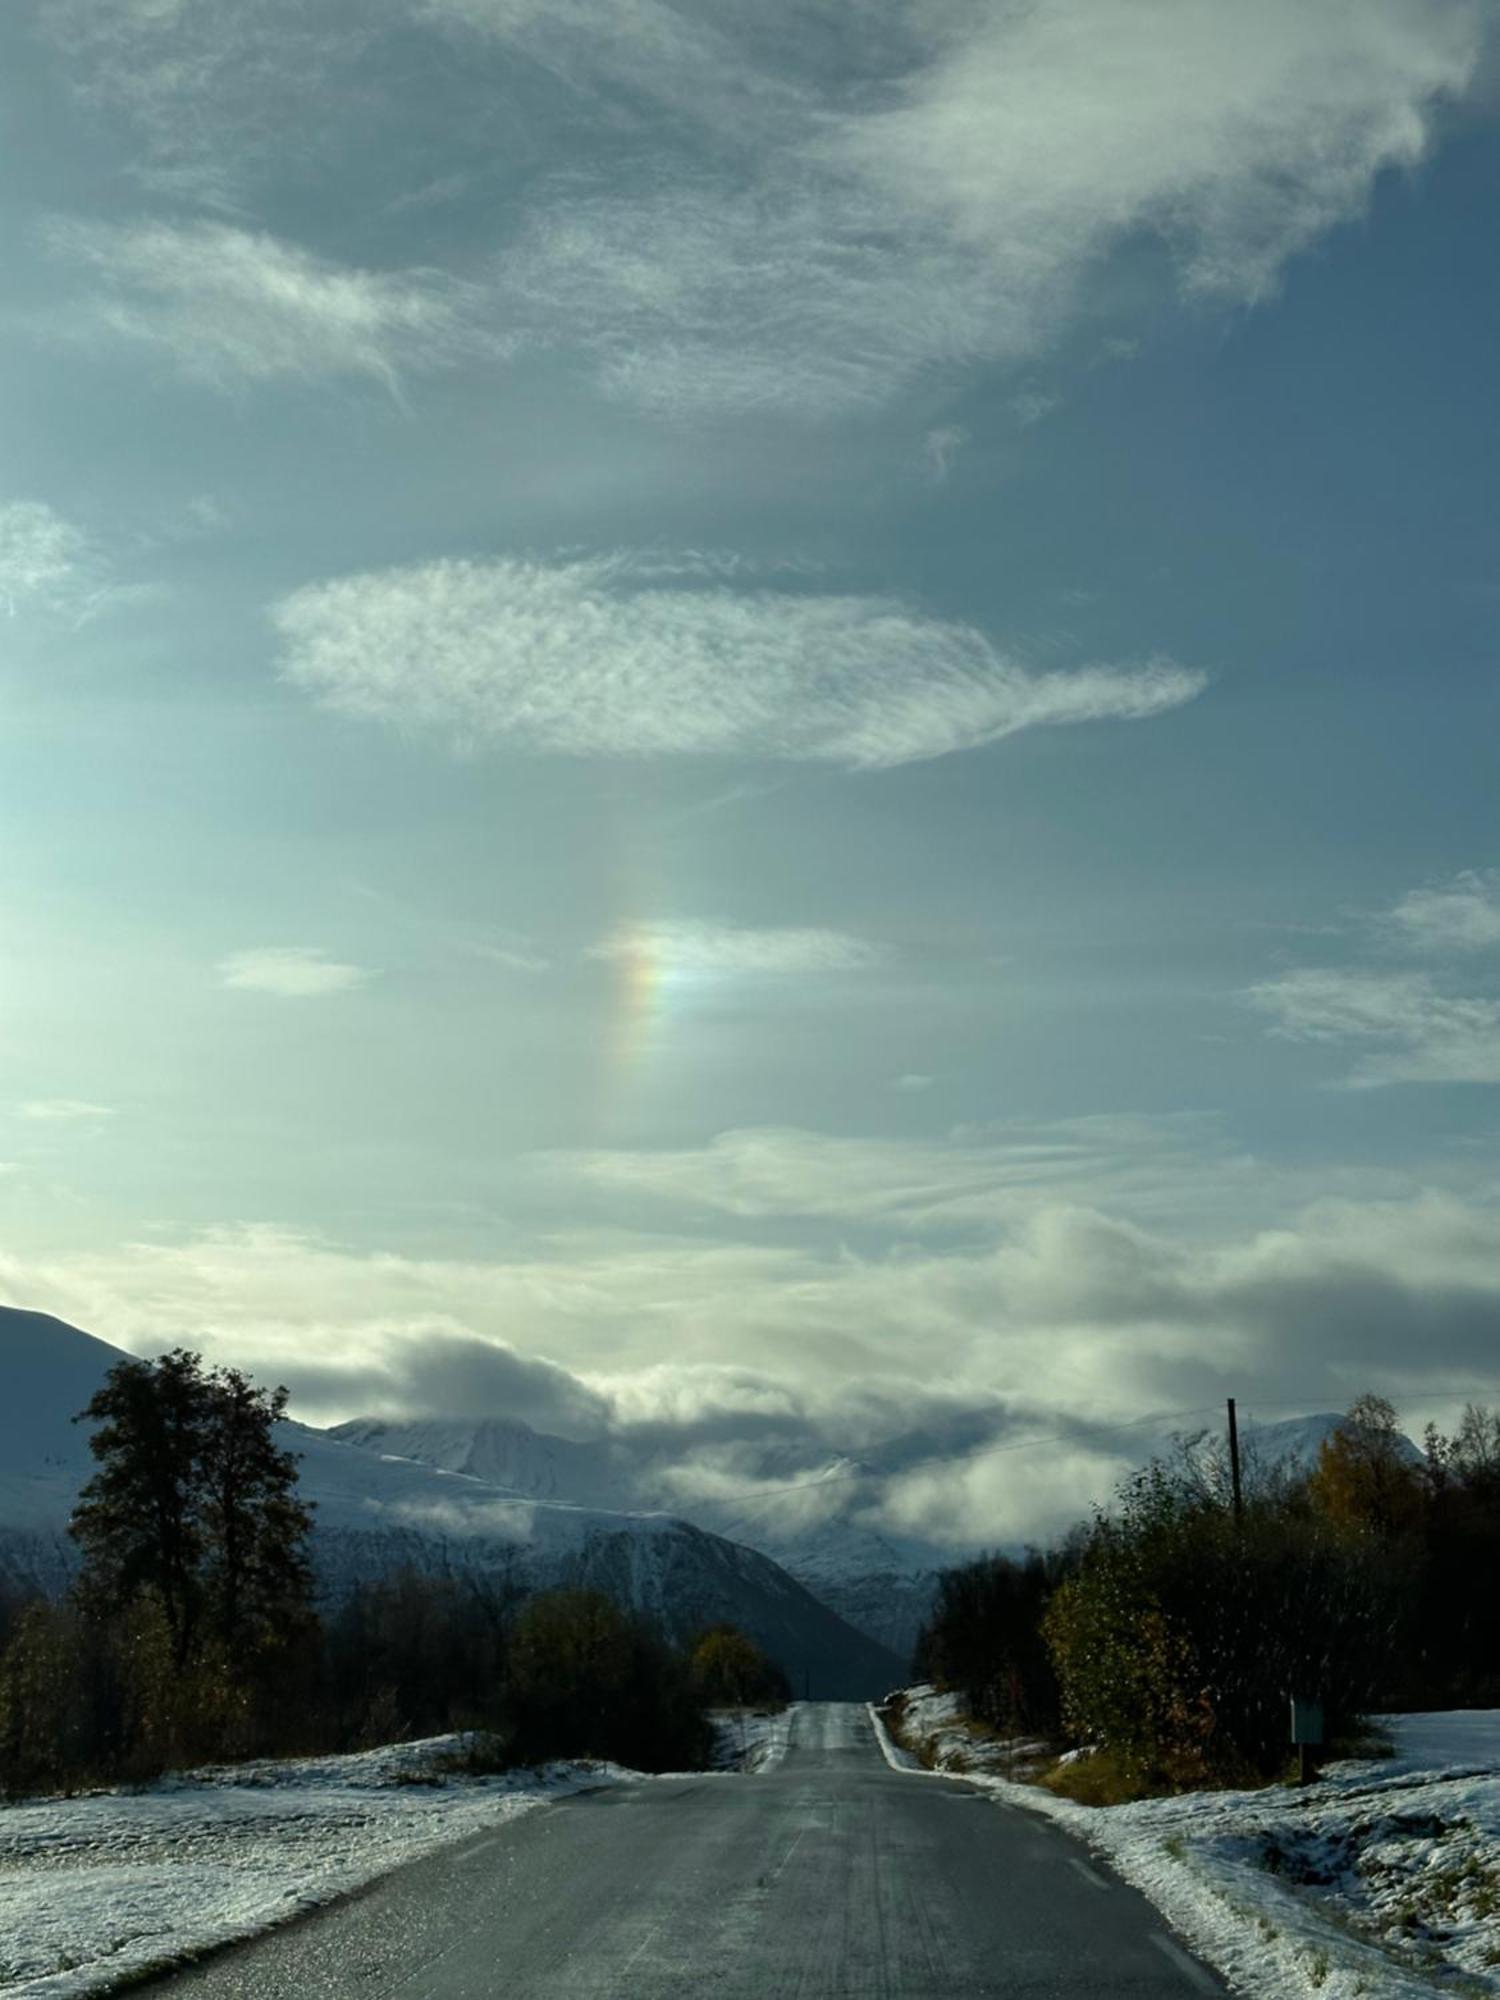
[881,1684,1053,1782]
[710,1706,793,1773]
[0,1737,635,1999]
[879,1687,1500,1999]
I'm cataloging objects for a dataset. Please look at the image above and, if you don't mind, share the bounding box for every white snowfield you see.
[883,1685,1500,1999]
[0,1737,638,2000]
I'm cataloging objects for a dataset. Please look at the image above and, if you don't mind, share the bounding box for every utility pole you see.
[1227,1397,1244,1526]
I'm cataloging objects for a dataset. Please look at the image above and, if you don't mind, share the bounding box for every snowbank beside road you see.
[711,1707,793,1772]
[0,1737,631,1998]
[883,1688,1500,1998]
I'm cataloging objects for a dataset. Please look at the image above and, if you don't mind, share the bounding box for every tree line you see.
[915,1395,1500,1795]
[0,1350,787,1797]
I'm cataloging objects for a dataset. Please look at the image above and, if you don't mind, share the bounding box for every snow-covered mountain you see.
[330,1415,943,1660]
[1240,1410,1424,1471]
[0,1308,903,1699]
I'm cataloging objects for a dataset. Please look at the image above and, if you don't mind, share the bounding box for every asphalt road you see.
[147,1704,1222,1998]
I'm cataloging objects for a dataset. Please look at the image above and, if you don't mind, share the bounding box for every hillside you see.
[332,1414,942,1659]
[0,1307,902,1700]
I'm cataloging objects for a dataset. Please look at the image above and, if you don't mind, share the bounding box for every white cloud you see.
[488,0,1482,414]
[923,426,967,482]
[1011,389,1061,429]
[588,921,882,976]
[1249,966,1500,1085]
[470,939,551,974]
[217,947,371,998]
[274,551,1204,768]
[1385,870,1500,954]
[19,1100,116,1121]
[838,0,1478,310]
[7,1180,1500,1544]
[881,1438,1136,1551]
[893,1073,934,1093]
[1250,865,1500,1084]
[0,501,87,615]
[49,219,477,388]
[40,3,1482,418]
[549,1118,1260,1232]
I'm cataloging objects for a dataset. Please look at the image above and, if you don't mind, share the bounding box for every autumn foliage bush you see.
[1041,1463,1400,1788]
[918,1395,1500,1795]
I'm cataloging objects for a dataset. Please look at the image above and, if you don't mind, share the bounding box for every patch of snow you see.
[866,1701,924,1773]
[882,1684,1050,1780]
[710,1707,793,1773]
[0,1737,632,1998]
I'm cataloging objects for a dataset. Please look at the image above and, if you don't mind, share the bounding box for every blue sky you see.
[1,0,1498,1545]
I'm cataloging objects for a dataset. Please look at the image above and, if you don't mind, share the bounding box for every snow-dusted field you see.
[880,1686,1500,1999]
[0,1737,634,1999]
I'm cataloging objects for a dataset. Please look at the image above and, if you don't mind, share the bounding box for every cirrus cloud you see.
[217,946,371,998]
[48,218,479,389]
[1384,870,1500,955]
[0,501,87,614]
[274,551,1204,768]
[487,0,1483,414]
[1249,967,1500,1086]
[19,1099,116,1122]
[37,0,1486,418]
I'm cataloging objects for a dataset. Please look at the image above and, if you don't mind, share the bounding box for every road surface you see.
[146,1704,1222,1997]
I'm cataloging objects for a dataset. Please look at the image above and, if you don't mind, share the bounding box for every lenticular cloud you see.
[274,553,1204,769]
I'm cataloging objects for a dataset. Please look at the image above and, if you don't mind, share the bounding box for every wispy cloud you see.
[275,551,1204,768]
[49,219,478,388]
[1250,863,1500,1085]
[0,500,87,615]
[486,0,1481,415]
[37,1,1484,419]
[217,947,371,998]
[470,938,552,974]
[0,499,144,625]
[588,921,882,976]
[923,426,967,483]
[1249,967,1500,1086]
[547,1118,1252,1232]
[19,1099,116,1121]
[1384,870,1500,954]
[1011,389,1061,430]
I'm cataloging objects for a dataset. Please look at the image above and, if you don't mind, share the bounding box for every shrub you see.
[915,1549,1069,1737]
[1043,1461,1401,1789]
[689,1625,790,1709]
[503,1590,712,1772]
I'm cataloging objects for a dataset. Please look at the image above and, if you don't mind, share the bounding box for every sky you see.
[2,0,1499,1549]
